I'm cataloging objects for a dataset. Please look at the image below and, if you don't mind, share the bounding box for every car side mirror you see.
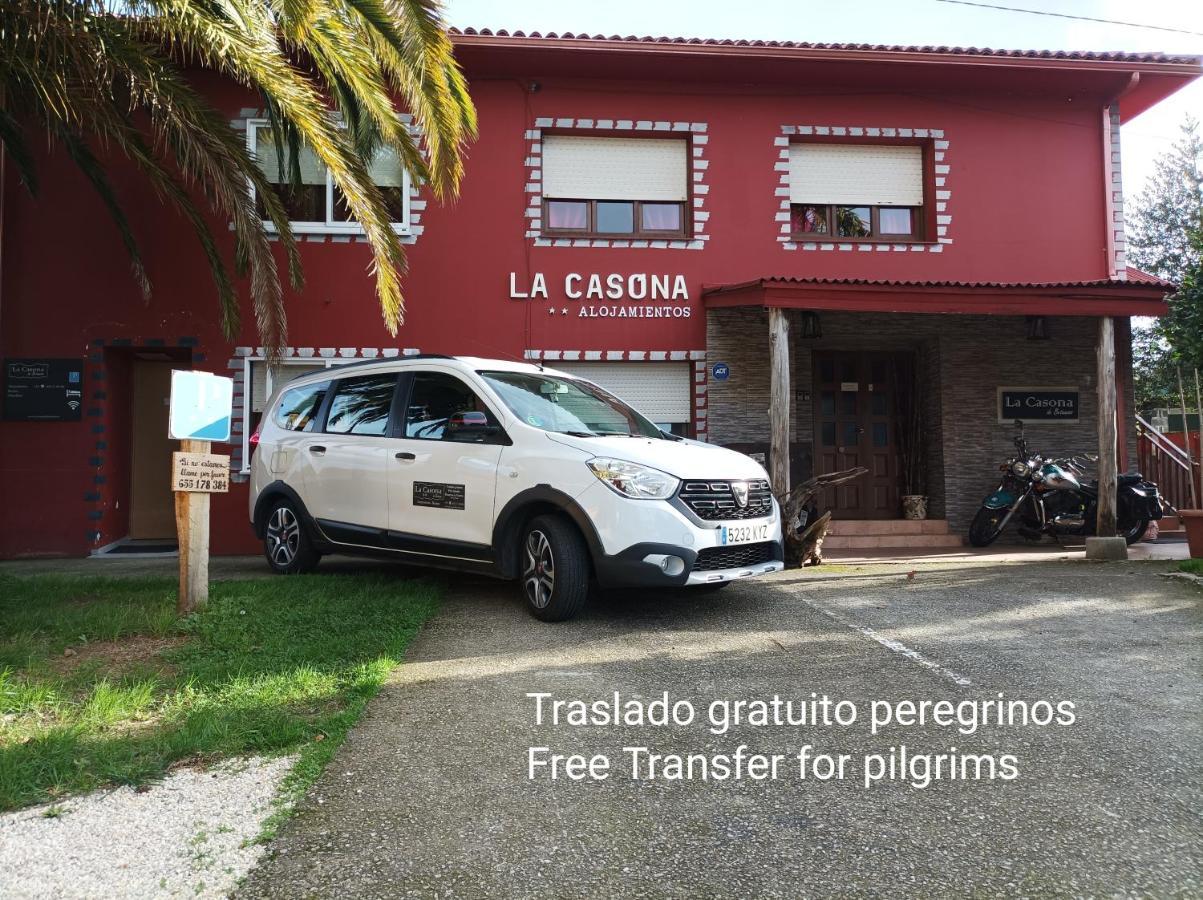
[446,410,505,443]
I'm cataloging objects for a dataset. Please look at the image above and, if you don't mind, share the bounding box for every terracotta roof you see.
[1125,266,1176,287]
[450,28,1200,66]
[704,274,1177,294]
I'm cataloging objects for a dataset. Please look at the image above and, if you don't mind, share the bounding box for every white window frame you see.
[246,118,411,237]
[240,356,361,473]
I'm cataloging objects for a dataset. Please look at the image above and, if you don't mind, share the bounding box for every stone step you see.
[1159,515,1183,533]
[827,519,950,536]
[823,533,965,550]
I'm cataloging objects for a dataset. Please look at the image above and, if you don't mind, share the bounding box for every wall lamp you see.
[1025,316,1049,340]
[799,311,823,339]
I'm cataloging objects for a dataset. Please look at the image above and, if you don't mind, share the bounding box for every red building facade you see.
[0,31,1197,557]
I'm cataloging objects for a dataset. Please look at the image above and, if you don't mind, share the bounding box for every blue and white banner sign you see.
[169,370,233,442]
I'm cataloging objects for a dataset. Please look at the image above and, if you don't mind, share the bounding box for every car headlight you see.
[1011,460,1031,477]
[587,458,679,500]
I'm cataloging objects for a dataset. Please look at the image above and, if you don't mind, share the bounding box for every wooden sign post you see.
[168,370,234,616]
[172,442,230,614]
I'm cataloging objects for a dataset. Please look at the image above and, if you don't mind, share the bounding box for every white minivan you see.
[249,356,783,620]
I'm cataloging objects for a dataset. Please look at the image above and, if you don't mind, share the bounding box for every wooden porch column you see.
[1087,315,1126,559]
[768,307,791,497]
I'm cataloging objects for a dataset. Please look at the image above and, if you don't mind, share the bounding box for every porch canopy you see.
[701,270,1175,319]
[701,271,1176,546]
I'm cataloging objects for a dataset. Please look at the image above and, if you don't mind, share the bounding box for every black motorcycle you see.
[968,422,1164,547]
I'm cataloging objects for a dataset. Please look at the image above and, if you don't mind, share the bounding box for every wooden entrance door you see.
[129,360,177,538]
[813,352,905,519]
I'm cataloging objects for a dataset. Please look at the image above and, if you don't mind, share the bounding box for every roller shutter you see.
[251,125,326,186]
[542,136,688,202]
[553,362,692,423]
[788,144,923,206]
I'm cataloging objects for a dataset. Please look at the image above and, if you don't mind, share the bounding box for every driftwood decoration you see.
[776,466,869,567]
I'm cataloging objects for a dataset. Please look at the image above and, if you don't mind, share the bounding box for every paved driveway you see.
[241,560,1202,898]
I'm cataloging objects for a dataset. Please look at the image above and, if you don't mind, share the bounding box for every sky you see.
[443,0,1203,203]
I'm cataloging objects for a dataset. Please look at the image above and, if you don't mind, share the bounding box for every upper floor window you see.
[788,144,924,241]
[542,136,688,239]
[247,120,410,235]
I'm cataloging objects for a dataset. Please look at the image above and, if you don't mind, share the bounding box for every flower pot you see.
[1181,510,1203,558]
[901,495,928,520]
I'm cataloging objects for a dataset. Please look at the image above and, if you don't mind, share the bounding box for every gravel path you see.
[0,755,295,899]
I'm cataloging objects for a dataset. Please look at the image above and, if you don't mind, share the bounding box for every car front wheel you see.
[521,515,589,622]
[263,499,321,575]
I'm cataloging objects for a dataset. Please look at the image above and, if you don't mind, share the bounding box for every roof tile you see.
[450,28,1199,65]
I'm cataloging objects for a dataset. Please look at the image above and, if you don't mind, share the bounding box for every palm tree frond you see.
[0,109,39,194]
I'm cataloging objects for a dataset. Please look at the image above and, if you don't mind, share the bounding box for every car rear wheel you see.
[521,515,589,622]
[263,499,321,575]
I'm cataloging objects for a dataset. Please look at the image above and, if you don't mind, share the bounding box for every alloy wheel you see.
[523,529,555,609]
[267,506,301,566]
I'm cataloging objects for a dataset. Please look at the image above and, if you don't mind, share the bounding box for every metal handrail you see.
[1135,415,1193,468]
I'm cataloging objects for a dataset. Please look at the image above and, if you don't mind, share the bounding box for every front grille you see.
[678,479,773,521]
[693,541,776,572]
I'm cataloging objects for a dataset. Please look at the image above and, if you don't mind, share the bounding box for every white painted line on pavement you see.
[799,598,972,687]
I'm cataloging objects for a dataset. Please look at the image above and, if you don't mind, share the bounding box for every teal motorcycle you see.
[968,422,1163,547]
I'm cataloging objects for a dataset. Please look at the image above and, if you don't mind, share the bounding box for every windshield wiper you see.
[559,430,601,437]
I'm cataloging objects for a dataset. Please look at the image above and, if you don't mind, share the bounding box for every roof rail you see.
[315,353,454,373]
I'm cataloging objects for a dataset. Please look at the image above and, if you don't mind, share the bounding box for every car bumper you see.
[684,559,785,585]
[575,481,784,588]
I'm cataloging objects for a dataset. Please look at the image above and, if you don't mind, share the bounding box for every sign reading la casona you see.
[509,272,692,317]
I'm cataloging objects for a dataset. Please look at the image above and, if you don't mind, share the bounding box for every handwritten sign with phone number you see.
[171,452,230,493]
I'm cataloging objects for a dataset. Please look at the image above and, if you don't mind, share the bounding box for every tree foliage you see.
[1130,323,1180,411]
[1126,116,1203,404]
[0,0,476,349]
[1165,227,1203,373]
[1127,116,1202,284]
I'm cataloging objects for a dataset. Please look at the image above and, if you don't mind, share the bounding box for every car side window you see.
[273,381,329,432]
[405,372,499,441]
[324,374,397,436]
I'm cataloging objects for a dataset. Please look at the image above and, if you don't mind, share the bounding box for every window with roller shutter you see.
[541,136,689,239]
[552,362,692,432]
[247,120,411,235]
[787,143,926,241]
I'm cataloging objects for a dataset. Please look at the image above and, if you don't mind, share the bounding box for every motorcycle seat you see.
[1083,473,1145,492]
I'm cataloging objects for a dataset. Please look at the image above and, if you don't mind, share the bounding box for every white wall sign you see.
[169,370,234,442]
[509,272,692,319]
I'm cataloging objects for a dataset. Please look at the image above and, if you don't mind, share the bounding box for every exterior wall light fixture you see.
[1026,316,1049,340]
[800,311,823,339]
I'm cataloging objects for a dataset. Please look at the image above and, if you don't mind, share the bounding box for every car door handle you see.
[395,451,416,461]
[309,445,327,455]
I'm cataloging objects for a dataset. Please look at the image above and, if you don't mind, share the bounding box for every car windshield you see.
[479,370,664,438]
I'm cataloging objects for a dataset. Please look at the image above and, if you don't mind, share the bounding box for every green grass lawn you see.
[1181,559,1203,575]
[0,572,439,816]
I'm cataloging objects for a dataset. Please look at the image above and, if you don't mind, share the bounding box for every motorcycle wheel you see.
[1119,517,1150,545]
[968,506,1006,547]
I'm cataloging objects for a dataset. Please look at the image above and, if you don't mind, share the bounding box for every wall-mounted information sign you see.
[3,358,84,421]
